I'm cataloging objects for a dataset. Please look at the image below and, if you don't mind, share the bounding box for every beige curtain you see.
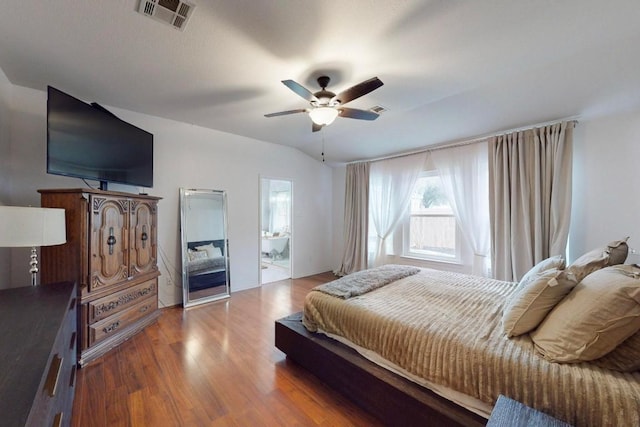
[335,162,370,276]
[489,121,573,281]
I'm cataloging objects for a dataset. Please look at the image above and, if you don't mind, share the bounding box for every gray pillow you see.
[502,255,570,337]
[515,255,565,292]
[567,238,629,282]
[502,268,577,337]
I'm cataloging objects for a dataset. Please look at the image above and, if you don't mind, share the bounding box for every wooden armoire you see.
[39,188,161,367]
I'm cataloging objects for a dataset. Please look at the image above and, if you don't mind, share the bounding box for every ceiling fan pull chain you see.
[321,128,325,162]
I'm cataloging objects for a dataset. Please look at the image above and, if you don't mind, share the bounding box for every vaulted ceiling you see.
[1,1,639,163]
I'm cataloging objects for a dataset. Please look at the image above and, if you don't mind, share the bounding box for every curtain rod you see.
[349,116,579,165]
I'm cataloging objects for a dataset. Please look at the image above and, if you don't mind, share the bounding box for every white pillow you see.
[195,243,216,258]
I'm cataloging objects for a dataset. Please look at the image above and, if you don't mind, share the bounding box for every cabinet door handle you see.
[107,227,116,255]
[141,225,148,249]
[44,354,63,397]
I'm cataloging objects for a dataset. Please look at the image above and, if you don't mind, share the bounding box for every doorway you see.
[260,178,292,284]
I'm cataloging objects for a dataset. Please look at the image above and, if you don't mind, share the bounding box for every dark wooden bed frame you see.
[275,312,487,427]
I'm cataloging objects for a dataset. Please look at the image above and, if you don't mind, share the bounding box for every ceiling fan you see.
[264,75,384,132]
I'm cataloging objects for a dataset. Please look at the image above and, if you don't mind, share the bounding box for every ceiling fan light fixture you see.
[265,76,383,132]
[309,107,339,126]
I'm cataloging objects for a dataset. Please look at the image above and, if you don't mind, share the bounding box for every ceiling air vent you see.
[138,0,195,31]
[370,105,388,114]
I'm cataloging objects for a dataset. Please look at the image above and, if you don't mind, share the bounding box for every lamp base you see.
[29,246,38,286]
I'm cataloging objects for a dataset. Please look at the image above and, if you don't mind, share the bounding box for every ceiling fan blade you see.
[332,77,383,105]
[312,122,323,132]
[282,80,319,102]
[264,109,307,118]
[339,107,380,121]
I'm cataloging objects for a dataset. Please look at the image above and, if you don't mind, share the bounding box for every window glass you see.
[405,173,458,261]
[271,190,291,233]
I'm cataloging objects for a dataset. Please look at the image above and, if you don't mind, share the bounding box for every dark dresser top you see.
[0,282,75,427]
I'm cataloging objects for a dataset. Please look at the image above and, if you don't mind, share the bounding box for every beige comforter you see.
[303,268,640,427]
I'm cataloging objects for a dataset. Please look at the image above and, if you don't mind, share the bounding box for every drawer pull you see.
[69,364,77,388]
[70,332,77,351]
[103,320,121,334]
[139,304,149,313]
[52,412,63,427]
[44,354,63,397]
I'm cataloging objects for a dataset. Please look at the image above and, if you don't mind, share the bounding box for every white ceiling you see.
[1,0,640,163]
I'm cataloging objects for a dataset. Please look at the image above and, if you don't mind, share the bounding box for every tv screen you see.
[47,86,153,189]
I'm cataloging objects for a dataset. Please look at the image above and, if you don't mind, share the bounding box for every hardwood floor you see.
[71,272,384,426]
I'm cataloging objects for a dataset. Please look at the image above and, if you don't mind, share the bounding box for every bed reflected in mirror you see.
[180,188,230,307]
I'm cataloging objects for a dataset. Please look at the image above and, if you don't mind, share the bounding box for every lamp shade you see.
[0,206,66,247]
[308,107,339,126]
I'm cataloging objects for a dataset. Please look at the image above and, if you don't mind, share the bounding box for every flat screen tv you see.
[47,86,153,190]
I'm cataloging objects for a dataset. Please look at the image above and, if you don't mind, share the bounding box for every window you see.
[270,190,291,233]
[404,172,460,262]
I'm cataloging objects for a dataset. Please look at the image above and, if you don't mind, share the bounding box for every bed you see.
[186,239,227,291]
[275,265,640,427]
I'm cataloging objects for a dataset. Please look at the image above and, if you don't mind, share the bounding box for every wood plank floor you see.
[71,272,384,426]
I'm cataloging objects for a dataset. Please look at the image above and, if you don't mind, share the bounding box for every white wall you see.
[5,76,639,294]
[331,108,640,274]
[0,68,10,201]
[569,110,640,263]
[4,85,333,303]
[0,66,11,284]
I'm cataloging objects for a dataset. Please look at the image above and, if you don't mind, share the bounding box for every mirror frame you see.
[180,188,230,307]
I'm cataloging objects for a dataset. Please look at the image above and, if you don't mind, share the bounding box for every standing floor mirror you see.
[180,188,230,307]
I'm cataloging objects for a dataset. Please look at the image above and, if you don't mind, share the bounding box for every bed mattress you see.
[302,268,640,426]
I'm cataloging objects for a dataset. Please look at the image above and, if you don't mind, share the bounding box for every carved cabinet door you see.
[89,196,130,291]
[129,199,158,278]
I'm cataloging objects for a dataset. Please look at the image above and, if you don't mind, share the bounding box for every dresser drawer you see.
[88,278,157,324]
[88,296,156,346]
